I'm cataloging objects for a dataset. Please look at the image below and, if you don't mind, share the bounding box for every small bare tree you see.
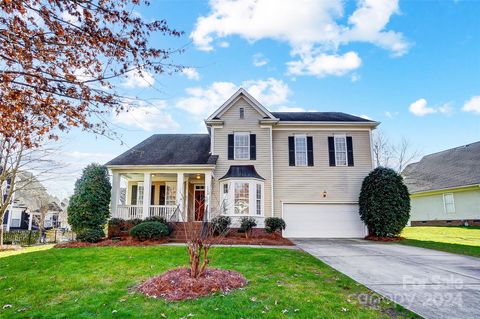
[372,131,420,173]
[395,137,421,173]
[372,130,393,168]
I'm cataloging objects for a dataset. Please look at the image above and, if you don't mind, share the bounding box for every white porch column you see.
[28,212,33,230]
[142,172,151,219]
[204,171,212,220]
[176,173,184,220]
[185,178,189,221]
[111,172,121,217]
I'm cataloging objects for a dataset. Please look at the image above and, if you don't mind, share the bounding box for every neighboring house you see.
[2,171,65,231]
[106,89,379,238]
[403,141,480,226]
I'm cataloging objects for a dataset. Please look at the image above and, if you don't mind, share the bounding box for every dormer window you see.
[239,107,245,119]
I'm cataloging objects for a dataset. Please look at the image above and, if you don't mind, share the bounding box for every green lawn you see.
[0,244,54,258]
[0,246,417,319]
[401,226,480,257]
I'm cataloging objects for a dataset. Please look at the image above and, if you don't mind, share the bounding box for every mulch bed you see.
[54,238,169,248]
[138,267,247,301]
[219,234,294,246]
[364,235,405,242]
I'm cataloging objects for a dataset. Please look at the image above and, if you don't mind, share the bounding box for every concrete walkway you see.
[293,239,480,319]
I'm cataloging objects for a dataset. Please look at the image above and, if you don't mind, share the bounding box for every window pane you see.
[234,134,250,159]
[444,194,455,213]
[11,219,20,227]
[256,184,262,215]
[295,136,307,166]
[335,136,347,166]
[165,183,176,206]
[137,184,144,205]
[234,182,249,215]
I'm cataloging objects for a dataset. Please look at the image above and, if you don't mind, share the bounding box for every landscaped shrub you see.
[76,228,104,243]
[68,164,111,234]
[126,218,143,226]
[239,217,257,238]
[265,217,286,234]
[359,167,411,237]
[130,222,169,241]
[145,216,168,224]
[3,230,41,246]
[108,218,126,227]
[211,216,231,235]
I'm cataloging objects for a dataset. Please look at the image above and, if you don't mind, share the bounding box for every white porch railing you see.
[113,205,178,221]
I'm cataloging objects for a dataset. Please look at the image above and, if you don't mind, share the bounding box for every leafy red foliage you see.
[138,267,247,301]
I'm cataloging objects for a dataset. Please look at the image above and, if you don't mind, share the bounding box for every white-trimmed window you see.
[137,182,144,205]
[294,135,307,166]
[221,180,264,216]
[334,135,347,166]
[234,182,249,214]
[256,184,262,215]
[443,193,455,214]
[234,132,250,160]
[165,182,177,206]
[239,107,245,119]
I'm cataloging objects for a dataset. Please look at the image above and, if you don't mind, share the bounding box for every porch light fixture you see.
[322,190,327,198]
[196,173,201,180]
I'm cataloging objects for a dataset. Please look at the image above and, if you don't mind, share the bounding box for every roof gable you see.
[206,88,277,121]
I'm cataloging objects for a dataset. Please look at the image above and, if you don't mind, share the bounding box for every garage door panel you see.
[283,203,366,238]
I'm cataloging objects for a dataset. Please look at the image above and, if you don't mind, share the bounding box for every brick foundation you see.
[411,219,480,227]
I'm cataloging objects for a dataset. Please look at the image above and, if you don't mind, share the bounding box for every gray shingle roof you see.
[219,165,265,180]
[402,141,480,193]
[106,134,217,166]
[270,112,374,122]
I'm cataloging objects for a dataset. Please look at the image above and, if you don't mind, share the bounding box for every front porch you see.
[110,170,213,222]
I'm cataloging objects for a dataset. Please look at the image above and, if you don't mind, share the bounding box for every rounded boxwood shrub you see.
[130,222,169,241]
[265,217,286,234]
[77,228,104,243]
[211,216,231,235]
[144,216,168,224]
[359,167,411,237]
[239,216,257,238]
[126,218,143,226]
[108,218,126,227]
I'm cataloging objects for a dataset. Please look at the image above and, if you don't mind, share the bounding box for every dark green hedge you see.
[265,217,286,233]
[130,222,169,241]
[359,167,410,237]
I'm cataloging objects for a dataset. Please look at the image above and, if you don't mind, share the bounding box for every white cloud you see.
[350,73,360,82]
[253,53,269,67]
[287,51,361,77]
[121,68,155,88]
[176,78,291,117]
[114,101,179,131]
[218,41,230,48]
[191,0,409,77]
[409,98,437,116]
[182,67,200,81]
[463,96,480,114]
[438,103,453,115]
[385,111,399,119]
[358,114,372,120]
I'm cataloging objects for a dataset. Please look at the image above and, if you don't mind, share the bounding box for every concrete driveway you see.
[294,239,480,319]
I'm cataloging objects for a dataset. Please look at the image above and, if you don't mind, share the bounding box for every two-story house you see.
[106,89,379,238]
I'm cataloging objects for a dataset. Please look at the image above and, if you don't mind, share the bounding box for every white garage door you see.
[283,203,366,238]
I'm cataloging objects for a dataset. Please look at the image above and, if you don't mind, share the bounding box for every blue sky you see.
[49,0,480,198]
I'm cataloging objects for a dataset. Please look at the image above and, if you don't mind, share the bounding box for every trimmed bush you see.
[126,218,143,226]
[144,216,168,224]
[77,228,104,243]
[108,218,125,227]
[130,222,169,241]
[211,216,231,235]
[265,217,286,234]
[239,216,257,238]
[359,167,411,237]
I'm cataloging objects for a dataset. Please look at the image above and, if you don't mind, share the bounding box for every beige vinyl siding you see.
[211,97,272,216]
[410,189,480,221]
[272,130,373,217]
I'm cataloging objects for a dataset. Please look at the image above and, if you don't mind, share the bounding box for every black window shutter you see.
[228,134,234,160]
[250,134,256,160]
[288,136,295,166]
[328,136,336,166]
[159,185,166,205]
[131,185,138,205]
[307,136,314,166]
[150,185,155,205]
[347,136,354,166]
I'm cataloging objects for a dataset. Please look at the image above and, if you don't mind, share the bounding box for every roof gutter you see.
[106,164,217,171]
[274,121,380,127]
[410,184,480,197]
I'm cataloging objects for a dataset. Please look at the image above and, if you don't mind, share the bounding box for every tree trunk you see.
[0,224,3,248]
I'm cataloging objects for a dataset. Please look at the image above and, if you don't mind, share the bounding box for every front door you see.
[194,190,205,221]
